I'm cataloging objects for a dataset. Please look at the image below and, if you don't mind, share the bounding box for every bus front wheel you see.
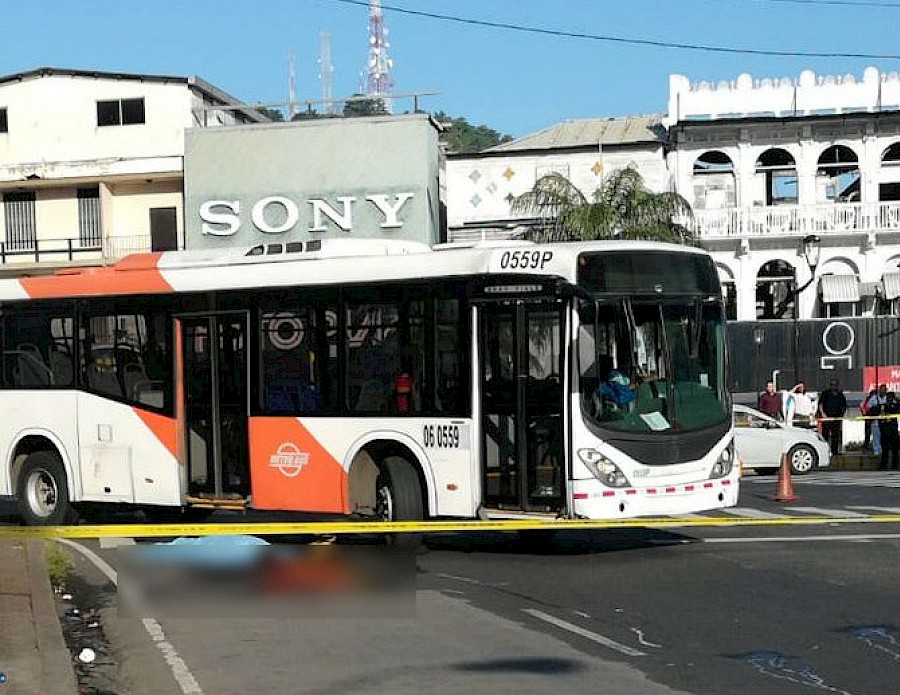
[375,456,424,546]
[16,451,77,526]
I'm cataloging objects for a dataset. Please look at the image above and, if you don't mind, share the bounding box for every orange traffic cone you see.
[775,453,797,503]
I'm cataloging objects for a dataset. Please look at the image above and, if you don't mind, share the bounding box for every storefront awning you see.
[819,274,860,303]
[883,272,900,301]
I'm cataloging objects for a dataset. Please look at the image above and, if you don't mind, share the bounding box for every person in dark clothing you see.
[861,388,876,450]
[873,391,899,470]
[817,379,847,456]
[757,381,782,419]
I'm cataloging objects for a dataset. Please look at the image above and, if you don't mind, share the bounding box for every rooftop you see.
[484,114,665,153]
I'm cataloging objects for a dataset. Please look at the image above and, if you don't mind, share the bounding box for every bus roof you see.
[0,238,710,302]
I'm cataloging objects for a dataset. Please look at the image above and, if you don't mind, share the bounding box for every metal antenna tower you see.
[318,31,335,116]
[288,49,297,119]
[365,0,394,113]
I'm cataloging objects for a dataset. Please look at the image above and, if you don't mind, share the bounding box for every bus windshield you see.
[578,297,729,434]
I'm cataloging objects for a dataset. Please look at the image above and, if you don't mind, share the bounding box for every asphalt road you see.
[3,470,899,695]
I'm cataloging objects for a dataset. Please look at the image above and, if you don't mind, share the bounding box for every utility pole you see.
[319,31,335,116]
[288,49,297,120]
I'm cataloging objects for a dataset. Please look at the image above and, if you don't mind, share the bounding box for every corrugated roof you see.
[486,115,664,153]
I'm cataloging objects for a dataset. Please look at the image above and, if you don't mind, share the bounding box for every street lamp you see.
[790,234,821,393]
[795,234,821,294]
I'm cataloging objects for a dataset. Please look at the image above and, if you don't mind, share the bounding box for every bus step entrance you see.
[185,494,248,511]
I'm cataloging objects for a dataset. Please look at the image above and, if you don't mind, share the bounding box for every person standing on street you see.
[860,387,876,450]
[817,379,847,456]
[866,384,888,457]
[873,391,899,470]
[787,381,814,428]
[757,381,782,420]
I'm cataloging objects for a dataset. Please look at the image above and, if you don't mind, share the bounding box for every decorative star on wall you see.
[502,167,515,181]
[591,161,603,176]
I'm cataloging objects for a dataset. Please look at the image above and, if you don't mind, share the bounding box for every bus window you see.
[2,309,74,388]
[259,299,337,415]
[80,308,171,411]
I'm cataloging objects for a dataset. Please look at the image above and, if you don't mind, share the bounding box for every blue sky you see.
[1,0,896,137]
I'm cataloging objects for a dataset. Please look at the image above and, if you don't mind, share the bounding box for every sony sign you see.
[199,193,415,237]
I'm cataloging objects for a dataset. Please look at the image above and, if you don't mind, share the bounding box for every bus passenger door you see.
[479,300,566,513]
[178,313,249,500]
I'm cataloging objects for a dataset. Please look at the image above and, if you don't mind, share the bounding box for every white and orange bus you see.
[0,238,737,526]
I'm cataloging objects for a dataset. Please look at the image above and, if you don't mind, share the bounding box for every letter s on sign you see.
[200,200,241,236]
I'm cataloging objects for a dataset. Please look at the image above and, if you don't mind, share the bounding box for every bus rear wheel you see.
[16,451,77,526]
[375,456,424,546]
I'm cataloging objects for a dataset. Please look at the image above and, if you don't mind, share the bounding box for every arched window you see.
[879,142,900,202]
[816,145,860,203]
[756,260,796,319]
[755,148,797,205]
[692,151,736,210]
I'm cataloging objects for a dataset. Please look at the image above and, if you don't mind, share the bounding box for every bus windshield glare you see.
[577,297,729,435]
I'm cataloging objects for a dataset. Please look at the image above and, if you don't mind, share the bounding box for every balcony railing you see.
[0,235,153,266]
[692,201,900,238]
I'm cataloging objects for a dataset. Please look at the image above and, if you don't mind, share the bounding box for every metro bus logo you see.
[269,442,310,478]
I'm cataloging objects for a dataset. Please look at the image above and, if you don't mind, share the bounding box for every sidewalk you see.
[0,539,77,695]
[830,453,887,471]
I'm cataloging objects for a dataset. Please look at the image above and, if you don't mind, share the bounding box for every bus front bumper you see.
[570,476,739,519]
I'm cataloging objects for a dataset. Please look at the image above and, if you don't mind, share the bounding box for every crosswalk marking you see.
[847,506,900,514]
[722,507,788,519]
[788,507,867,518]
[744,471,900,488]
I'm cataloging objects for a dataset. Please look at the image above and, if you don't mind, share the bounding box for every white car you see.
[733,404,831,475]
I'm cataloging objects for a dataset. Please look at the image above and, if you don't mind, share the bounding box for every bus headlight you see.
[709,443,734,479]
[577,449,631,488]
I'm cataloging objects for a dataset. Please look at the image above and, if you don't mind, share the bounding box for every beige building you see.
[446,115,669,241]
[0,67,265,273]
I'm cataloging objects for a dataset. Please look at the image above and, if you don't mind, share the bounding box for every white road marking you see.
[54,539,205,695]
[704,534,900,544]
[789,507,867,518]
[723,507,789,519]
[629,627,662,648]
[99,536,136,549]
[522,608,647,657]
[847,506,900,514]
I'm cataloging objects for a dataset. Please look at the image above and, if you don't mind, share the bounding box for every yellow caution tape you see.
[0,515,898,539]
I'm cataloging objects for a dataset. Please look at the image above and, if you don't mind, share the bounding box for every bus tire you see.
[16,451,78,526]
[376,456,424,547]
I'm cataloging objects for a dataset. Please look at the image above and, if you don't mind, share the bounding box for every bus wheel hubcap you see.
[376,484,393,521]
[27,470,58,517]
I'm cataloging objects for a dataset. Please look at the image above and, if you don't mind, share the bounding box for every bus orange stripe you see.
[19,253,173,299]
[133,407,178,459]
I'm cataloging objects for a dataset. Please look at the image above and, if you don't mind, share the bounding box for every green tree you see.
[255,106,285,122]
[433,111,513,153]
[511,168,695,244]
[343,95,388,118]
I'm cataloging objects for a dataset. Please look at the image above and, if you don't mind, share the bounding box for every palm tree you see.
[510,167,696,244]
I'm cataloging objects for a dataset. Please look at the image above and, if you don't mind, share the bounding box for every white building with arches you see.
[446,67,900,322]
[667,67,900,321]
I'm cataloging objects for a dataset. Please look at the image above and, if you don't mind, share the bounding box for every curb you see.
[24,540,79,695]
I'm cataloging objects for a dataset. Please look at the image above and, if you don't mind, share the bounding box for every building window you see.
[0,108,7,133]
[756,260,796,319]
[2,191,36,251]
[692,151,735,210]
[97,98,145,127]
[77,186,101,247]
[816,145,859,203]
[755,148,797,206]
[879,142,900,202]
